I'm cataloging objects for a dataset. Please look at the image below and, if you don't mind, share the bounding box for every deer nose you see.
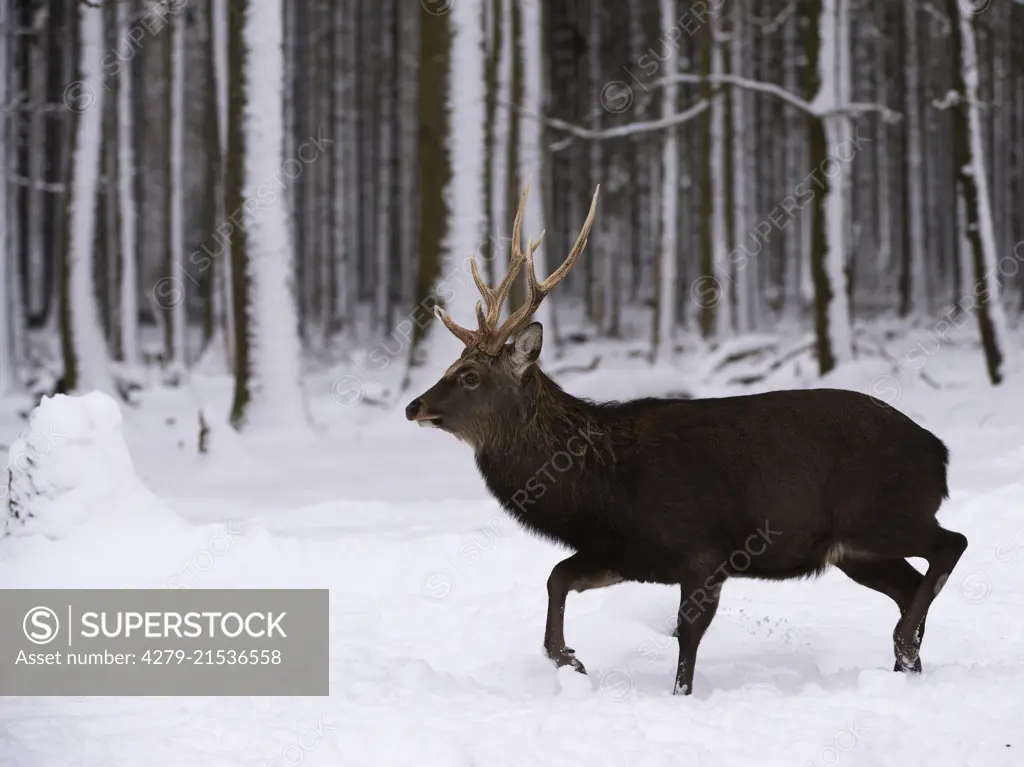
[405,399,423,421]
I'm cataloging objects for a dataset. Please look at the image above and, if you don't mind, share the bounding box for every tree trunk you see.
[900,0,927,317]
[116,0,139,367]
[709,17,728,336]
[60,0,115,396]
[407,3,452,367]
[520,0,549,329]
[0,0,15,395]
[729,0,751,333]
[945,0,1010,385]
[165,5,187,373]
[227,0,307,430]
[807,0,854,376]
[698,20,715,338]
[505,0,524,311]
[653,0,678,363]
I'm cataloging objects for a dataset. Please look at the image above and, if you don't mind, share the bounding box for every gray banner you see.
[0,589,329,696]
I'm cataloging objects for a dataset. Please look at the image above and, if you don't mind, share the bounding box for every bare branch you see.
[657,73,902,122]
[499,95,712,143]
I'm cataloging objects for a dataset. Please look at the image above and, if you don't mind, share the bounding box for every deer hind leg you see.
[836,556,928,672]
[890,527,967,673]
[544,553,623,674]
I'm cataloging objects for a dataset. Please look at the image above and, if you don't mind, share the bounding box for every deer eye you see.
[459,371,480,389]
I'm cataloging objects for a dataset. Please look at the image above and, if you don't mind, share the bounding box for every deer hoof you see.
[550,648,587,674]
[894,658,922,673]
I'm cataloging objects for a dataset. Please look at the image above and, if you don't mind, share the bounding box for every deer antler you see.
[433,179,601,355]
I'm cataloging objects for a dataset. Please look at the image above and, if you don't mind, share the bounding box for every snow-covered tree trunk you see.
[807,0,854,376]
[945,0,1010,385]
[402,0,486,395]
[424,0,486,368]
[117,0,139,366]
[60,0,115,397]
[901,0,926,316]
[227,0,307,430]
[166,6,187,373]
[520,0,549,330]
[481,0,500,288]
[653,0,677,363]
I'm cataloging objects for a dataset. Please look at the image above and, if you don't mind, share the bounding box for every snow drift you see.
[3,391,185,539]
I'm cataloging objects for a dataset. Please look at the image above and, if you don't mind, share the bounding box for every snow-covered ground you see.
[1,330,1022,766]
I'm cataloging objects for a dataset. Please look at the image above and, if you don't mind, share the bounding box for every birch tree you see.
[60,0,116,397]
[227,0,307,430]
[945,0,1011,385]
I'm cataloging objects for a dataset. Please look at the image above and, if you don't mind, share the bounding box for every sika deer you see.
[405,180,967,695]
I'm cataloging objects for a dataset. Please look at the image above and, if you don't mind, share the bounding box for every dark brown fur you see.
[408,326,967,696]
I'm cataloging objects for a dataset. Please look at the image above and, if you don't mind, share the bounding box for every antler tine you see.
[482,178,532,328]
[433,305,479,348]
[468,255,494,309]
[537,184,599,292]
[484,184,600,354]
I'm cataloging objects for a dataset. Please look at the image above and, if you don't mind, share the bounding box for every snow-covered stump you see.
[3,392,184,540]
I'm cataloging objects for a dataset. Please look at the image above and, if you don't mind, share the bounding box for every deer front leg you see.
[673,575,723,695]
[544,553,623,674]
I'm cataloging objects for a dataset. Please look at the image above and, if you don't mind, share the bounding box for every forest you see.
[0,0,1022,426]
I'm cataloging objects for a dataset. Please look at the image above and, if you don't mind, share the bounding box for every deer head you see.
[405,179,600,448]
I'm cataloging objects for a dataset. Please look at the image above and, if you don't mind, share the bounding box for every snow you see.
[238,0,307,431]
[3,392,185,540]
[65,2,116,397]
[2,333,1023,765]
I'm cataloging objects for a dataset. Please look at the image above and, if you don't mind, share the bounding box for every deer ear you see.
[511,323,543,376]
